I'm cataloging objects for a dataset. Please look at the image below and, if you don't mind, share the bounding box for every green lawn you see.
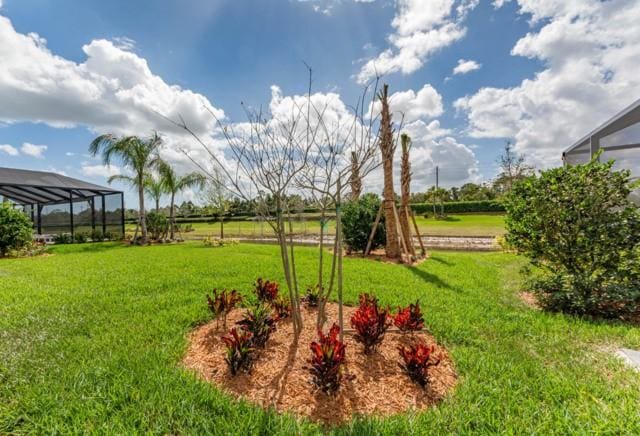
[1,243,638,434]
[129,213,505,239]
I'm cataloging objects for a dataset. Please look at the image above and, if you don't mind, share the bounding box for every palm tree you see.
[144,174,164,214]
[89,132,163,244]
[158,161,206,240]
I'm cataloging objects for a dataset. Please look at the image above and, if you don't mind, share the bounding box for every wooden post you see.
[411,209,426,257]
[364,202,383,256]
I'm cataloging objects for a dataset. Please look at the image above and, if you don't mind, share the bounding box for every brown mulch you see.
[519,291,540,309]
[183,303,457,425]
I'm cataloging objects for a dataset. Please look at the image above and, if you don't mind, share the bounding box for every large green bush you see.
[505,156,640,318]
[0,202,33,256]
[341,193,385,253]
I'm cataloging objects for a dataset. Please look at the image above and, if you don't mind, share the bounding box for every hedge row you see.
[410,200,505,214]
[125,200,504,223]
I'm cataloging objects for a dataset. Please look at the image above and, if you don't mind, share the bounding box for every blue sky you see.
[1,0,638,206]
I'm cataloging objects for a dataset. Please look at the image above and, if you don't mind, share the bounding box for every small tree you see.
[158,161,206,240]
[198,167,231,239]
[0,202,32,256]
[144,174,164,214]
[505,155,640,318]
[494,141,533,195]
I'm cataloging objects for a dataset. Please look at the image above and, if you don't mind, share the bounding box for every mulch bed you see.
[183,302,457,425]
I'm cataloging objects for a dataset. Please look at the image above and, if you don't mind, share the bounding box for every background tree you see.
[494,141,533,195]
[198,167,231,239]
[144,174,164,214]
[378,84,400,259]
[505,155,640,318]
[158,162,206,240]
[89,132,163,244]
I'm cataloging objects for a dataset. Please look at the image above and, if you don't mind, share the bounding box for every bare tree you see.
[495,141,533,194]
[198,167,231,239]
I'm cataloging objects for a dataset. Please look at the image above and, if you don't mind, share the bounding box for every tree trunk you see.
[169,192,175,240]
[399,134,415,257]
[220,217,224,239]
[155,198,159,214]
[378,84,400,259]
[138,181,148,244]
[349,151,362,201]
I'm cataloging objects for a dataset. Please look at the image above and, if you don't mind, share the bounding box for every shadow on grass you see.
[49,242,127,254]
[429,256,453,266]
[406,265,455,291]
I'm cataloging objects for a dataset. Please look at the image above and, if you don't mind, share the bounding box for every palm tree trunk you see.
[138,182,148,244]
[169,193,176,240]
[379,84,400,259]
[220,217,224,239]
[155,198,159,214]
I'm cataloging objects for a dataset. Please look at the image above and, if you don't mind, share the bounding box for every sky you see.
[1,0,639,207]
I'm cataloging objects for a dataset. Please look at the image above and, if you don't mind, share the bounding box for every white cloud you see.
[0,144,18,156]
[20,142,47,158]
[453,58,481,75]
[81,164,122,178]
[455,0,640,167]
[0,15,224,163]
[369,84,444,123]
[356,0,478,84]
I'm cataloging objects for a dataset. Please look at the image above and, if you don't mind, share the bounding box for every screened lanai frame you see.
[563,97,640,204]
[0,167,125,237]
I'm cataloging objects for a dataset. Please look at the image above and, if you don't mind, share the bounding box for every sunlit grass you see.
[0,242,638,434]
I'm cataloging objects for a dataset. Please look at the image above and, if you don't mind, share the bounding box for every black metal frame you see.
[0,182,125,238]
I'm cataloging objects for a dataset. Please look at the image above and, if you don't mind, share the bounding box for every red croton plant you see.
[222,327,254,376]
[308,323,346,394]
[253,278,279,302]
[350,293,391,354]
[398,341,439,386]
[206,288,242,328]
[393,300,425,333]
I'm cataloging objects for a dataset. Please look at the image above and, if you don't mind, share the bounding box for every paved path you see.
[195,235,499,251]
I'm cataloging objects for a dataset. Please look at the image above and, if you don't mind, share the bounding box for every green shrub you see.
[505,155,640,318]
[90,229,104,242]
[341,193,385,253]
[146,212,169,240]
[0,202,33,256]
[73,232,89,243]
[53,233,73,244]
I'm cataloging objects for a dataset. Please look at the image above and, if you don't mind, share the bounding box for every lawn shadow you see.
[406,265,456,291]
[49,242,126,254]
[429,256,453,266]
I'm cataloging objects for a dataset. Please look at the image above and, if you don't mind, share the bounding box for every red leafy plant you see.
[254,278,279,302]
[308,323,346,394]
[236,303,276,348]
[304,284,321,307]
[207,289,242,328]
[271,297,292,321]
[393,300,425,333]
[350,293,391,354]
[398,341,439,386]
[222,327,254,375]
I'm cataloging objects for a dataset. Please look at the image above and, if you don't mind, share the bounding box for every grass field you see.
[128,213,506,239]
[1,243,639,434]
